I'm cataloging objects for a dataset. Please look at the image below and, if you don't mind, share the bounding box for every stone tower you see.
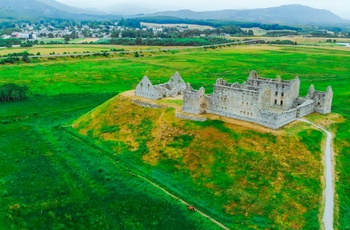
[308,85,333,114]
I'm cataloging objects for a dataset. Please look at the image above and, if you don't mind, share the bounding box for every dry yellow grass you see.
[73,93,325,228]
[0,44,186,56]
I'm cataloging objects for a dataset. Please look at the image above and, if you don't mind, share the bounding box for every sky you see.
[57,0,350,19]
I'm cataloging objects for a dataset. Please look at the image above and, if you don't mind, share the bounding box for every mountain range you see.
[147,5,349,25]
[0,0,116,21]
[0,0,348,26]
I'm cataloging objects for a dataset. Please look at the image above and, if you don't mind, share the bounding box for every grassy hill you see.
[0,44,349,229]
[72,93,326,228]
[37,0,105,15]
[0,0,115,21]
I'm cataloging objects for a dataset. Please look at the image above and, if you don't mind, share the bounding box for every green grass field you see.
[38,38,65,43]
[0,95,219,229]
[0,44,349,229]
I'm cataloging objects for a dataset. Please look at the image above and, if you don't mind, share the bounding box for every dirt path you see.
[298,119,334,230]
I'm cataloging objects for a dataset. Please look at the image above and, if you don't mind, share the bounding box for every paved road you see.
[298,119,334,230]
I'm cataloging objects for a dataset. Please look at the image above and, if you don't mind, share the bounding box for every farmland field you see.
[141,22,215,30]
[0,44,177,56]
[0,43,349,229]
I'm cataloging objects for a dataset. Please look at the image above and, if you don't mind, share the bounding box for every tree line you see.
[110,25,248,40]
[0,38,21,47]
[0,83,28,102]
[138,16,302,31]
[108,37,231,46]
[265,40,297,45]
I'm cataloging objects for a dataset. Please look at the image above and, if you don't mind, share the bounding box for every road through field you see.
[298,119,334,230]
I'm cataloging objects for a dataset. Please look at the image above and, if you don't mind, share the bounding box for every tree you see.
[64,35,70,43]
[0,83,28,102]
[70,30,78,39]
[136,37,143,45]
[110,29,119,38]
[22,53,30,63]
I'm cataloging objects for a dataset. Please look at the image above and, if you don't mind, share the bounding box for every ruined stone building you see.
[182,71,333,129]
[135,72,186,100]
[134,70,333,129]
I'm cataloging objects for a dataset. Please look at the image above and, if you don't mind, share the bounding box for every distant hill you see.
[0,0,116,21]
[102,4,159,16]
[0,1,348,27]
[37,0,106,15]
[146,5,349,25]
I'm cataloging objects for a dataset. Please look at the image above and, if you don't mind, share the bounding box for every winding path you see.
[298,119,334,230]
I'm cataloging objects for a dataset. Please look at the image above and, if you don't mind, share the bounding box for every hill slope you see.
[37,0,105,15]
[72,93,324,229]
[147,4,349,25]
[102,3,159,15]
[0,0,115,21]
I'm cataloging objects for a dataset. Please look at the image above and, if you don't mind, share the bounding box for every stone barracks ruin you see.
[135,71,333,129]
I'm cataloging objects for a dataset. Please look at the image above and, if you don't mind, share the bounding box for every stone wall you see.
[134,70,333,130]
[175,112,207,122]
[297,99,315,117]
[132,99,165,109]
[182,84,207,114]
[307,85,333,114]
[135,76,163,100]
[135,72,186,101]
[181,70,333,130]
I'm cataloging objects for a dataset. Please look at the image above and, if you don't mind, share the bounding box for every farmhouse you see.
[135,71,333,129]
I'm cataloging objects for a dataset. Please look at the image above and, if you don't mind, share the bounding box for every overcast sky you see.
[57,0,350,19]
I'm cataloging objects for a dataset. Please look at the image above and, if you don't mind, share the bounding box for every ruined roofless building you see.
[134,71,332,130]
[135,72,186,100]
[183,71,333,129]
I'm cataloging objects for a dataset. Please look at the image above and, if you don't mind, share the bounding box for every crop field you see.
[0,43,349,229]
[229,35,350,47]
[0,44,189,57]
[69,38,100,44]
[37,38,66,43]
[0,44,150,56]
[240,27,298,36]
[35,38,100,44]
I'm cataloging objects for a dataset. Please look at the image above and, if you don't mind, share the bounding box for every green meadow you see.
[0,44,349,229]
